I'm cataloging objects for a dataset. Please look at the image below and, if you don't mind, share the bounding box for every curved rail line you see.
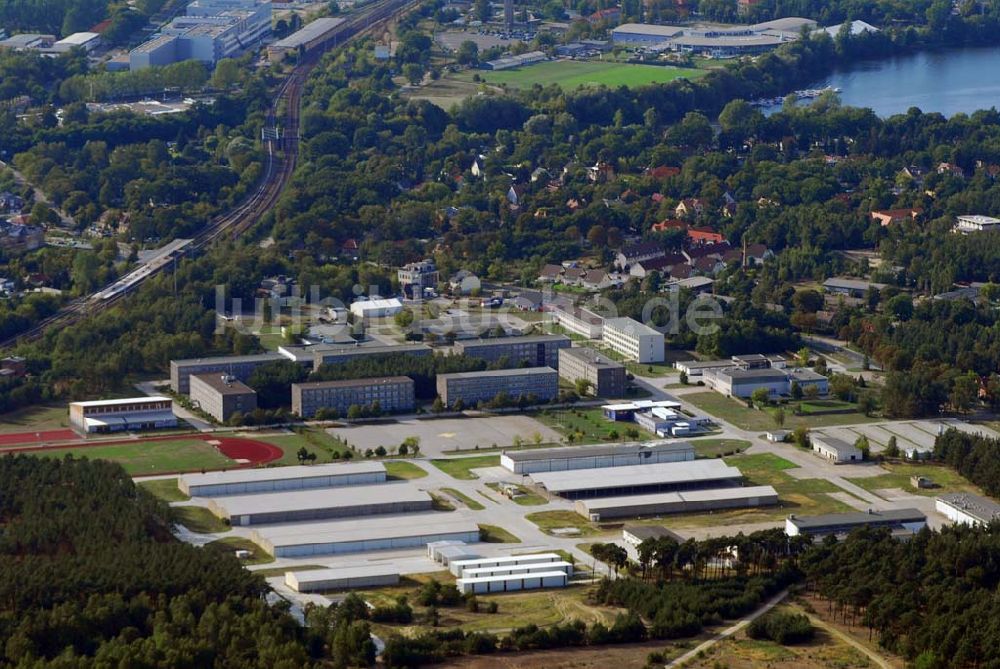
[0,0,416,351]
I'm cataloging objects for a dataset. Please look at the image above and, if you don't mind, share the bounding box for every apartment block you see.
[292,376,415,418]
[189,373,257,422]
[557,347,626,398]
[454,335,570,368]
[170,353,284,394]
[602,317,665,363]
[436,367,558,408]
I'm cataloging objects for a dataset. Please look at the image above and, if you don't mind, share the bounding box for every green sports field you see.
[26,440,237,475]
[477,60,707,90]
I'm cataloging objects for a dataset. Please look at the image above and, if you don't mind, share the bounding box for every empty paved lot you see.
[328,415,560,456]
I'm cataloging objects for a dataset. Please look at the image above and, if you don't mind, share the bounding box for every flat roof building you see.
[602,317,665,363]
[436,366,558,408]
[449,553,565,576]
[454,334,570,368]
[285,565,399,593]
[268,16,346,61]
[812,434,862,464]
[312,343,432,368]
[558,346,626,398]
[577,485,779,521]
[785,508,927,538]
[178,461,386,497]
[456,570,568,594]
[936,492,1000,526]
[550,303,605,339]
[52,32,101,52]
[189,373,257,423]
[822,277,888,298]
[250,513,481,557]
[501,440,694,475]
[350,297,403,319]
[954,214,1000,234]
[530,459,742,499]
[69,396,177,434]
[170,352,284,394]
[291,376,415,418]
[206,483,432,526]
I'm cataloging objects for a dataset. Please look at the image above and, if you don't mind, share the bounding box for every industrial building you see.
[52,32,101,52]
[250,513,481,557]
[576,485,779,521]
[602,317,665,363]
[529,459,743,499]
[436,366,558,408]
[482,50,546,70]
[308,342,433,368]
[68,397,177,434]
[602,399,682,421]
[811,435,862,464]
[936,492,1000,526]
[785,508,927,538]
[189,373,257,422]
[170,352,284,394]
[456,570,568,594]
[178,461,387,497]
[454,334,570,369]
[557,346,626,398]
[349,297,403,319]
[0,33,56,50]
[428,540,479,565]
[633,406,712,438]
[449,553,565,576]
[284,565,399,593]
[130,0,272,69]
[611,18,813,56]
[461,561,574,579]
[500,440,695,475]
[206,484,432,526]
[267,17,346,62]
[704,364,828,398]
[291,376,415,418]
[622,525,683,557]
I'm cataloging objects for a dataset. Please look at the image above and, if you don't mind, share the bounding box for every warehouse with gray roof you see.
[576,485,779,520]
[284,565,399,593]
[784,508,927,538]
[177,461,387,497]
[501,440,694,474]
[529,459,742,499]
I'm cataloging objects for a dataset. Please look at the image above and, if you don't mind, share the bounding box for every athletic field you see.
[478,60,707,90]
[27,440,235,475]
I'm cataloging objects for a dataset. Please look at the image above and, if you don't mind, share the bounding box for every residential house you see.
[629,253,685,279]
[675,198,704,218]
[507,184,526,207]
[513,290,543,311]
[0,222,43,253]
[646,165,680,180]
[580,269,616,291]
[651,219,686,233]
[471,156,486,179]
[586,162,615,183]
[822,277,888,298]
[615,240,665,270]
[687,226,726,246]
[538,264,564,283]
[937,162,965,178]
[669,262,693,279]
[448,270,481,295]
[691,255,725,276]
[587,6,621,23]
[0,356,27,377]
[899,165,926,184]
[682,242,730,264]
[0,277,15,295]
[871,207,921,226]
[562,267,587,285]
[0,192,24,212]
[530,167,550,182]
[744,243,773,266]
[340,238,359,260]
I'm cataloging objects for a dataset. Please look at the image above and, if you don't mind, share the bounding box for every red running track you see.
[0,429,79,446]
[210,437,283,465]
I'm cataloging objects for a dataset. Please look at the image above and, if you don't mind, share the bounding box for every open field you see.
[257,429,348,464]
[137,478,189,502]
[24,439,236,475]
[0,404,72,434]
[691,438,751,458]
[478,524,521,543]
[533,408,654,443]
[171,505,229,534]
[384,460,428,479]
[525,510,605,538]
[472,61,707,90]
[431,454,500,479]
[205,536,274,565]
[684,392,878,431]
[847,461,981,496]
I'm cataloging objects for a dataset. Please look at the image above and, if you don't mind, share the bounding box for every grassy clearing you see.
[137,478,189,502]
[0,403,71,433]
[430,454,500,480]
[525,510,603,538]
[441,487,485,511]
[171,505,230,534]
[691,438,751,458]
[478,524,521,543]
[796,399,858,414]
[684,392,878,431]
[847,461,981,496]
[258,429,349,465]
[384,460,429,480]
[205,536,274,565]
[27,440,235,475]
[533,407,653,443]
[472,60,707,90]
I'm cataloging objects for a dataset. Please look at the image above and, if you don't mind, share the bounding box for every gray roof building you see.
[785,508,927,537]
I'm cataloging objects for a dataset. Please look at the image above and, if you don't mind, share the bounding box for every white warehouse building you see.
[500,440,694,475]
[177,461,387,497]
[602,317,665,363]
[936,492,1000,526]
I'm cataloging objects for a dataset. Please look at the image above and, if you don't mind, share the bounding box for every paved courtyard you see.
[327,415,561,456]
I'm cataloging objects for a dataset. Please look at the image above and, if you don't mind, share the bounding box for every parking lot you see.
[327,415,561,456]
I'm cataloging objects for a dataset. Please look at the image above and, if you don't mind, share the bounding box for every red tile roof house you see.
[646,166,681,180]
[870,207,922,227]
[651,219,687,233]
[687,226,726,246]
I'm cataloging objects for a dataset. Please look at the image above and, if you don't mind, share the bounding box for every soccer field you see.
[26,440,237,475]
[478,60,707,90]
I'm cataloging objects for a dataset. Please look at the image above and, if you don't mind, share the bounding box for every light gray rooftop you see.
[456,335,570,348]
[285,565,399,583]
[438,366,557,380]
[209,483,428,515]
[271,17,346,49]
[172,352,283,367]
[603,317,661,337]
[503,440,692,462]
[579,485,778,511]
[251,513,479,545]
[180,462,385,488]
[938,492,1000,523]
[788,508,926,530]
[559,346,625,368]
[530,459,741,493]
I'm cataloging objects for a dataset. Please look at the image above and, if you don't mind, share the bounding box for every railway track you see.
[0,0,416,351]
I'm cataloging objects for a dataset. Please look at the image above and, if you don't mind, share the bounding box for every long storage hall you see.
[456,571,569,595]
[284,566,400,593]
[575,485,780,520]
[529,459,743,499]
[178,462,387,497]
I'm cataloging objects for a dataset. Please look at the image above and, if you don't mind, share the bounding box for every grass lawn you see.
[525,510,603,538]
[0,403,71,433]
[258,429,348,464]
[533,408,653,443]
[171,505,230,533]
[486,482,548,506]
[478,524,521,543]
[384,460,428,480]
[27,440,235,475]
[441,487,485,510]
[474,60,706,90]
[137,478,189,502]
[430,454,500,480]
[691,438,751,458]
[847,461,982,496]
[205,536,274,565]
[626,361,675,378]
[796,399,857,414]
[684,392,878,431]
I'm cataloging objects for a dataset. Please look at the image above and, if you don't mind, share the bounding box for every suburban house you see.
[615,241,665,270]
[587,6,621,23]
[646,166,681,180]
[586,162,615,183]
[651,219,686,233]
[580,269,616,291]
[471,156,486,179]
[538,264,564,283]
[682,242,730,264]
[629,253,685,279]
[937,162,965,178]
[507,184,526,207]
[687,226,726,246]
[675,198,704,218]
[871,207,921,226]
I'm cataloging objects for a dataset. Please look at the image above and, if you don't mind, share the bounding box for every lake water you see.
[770,46,1000,117]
